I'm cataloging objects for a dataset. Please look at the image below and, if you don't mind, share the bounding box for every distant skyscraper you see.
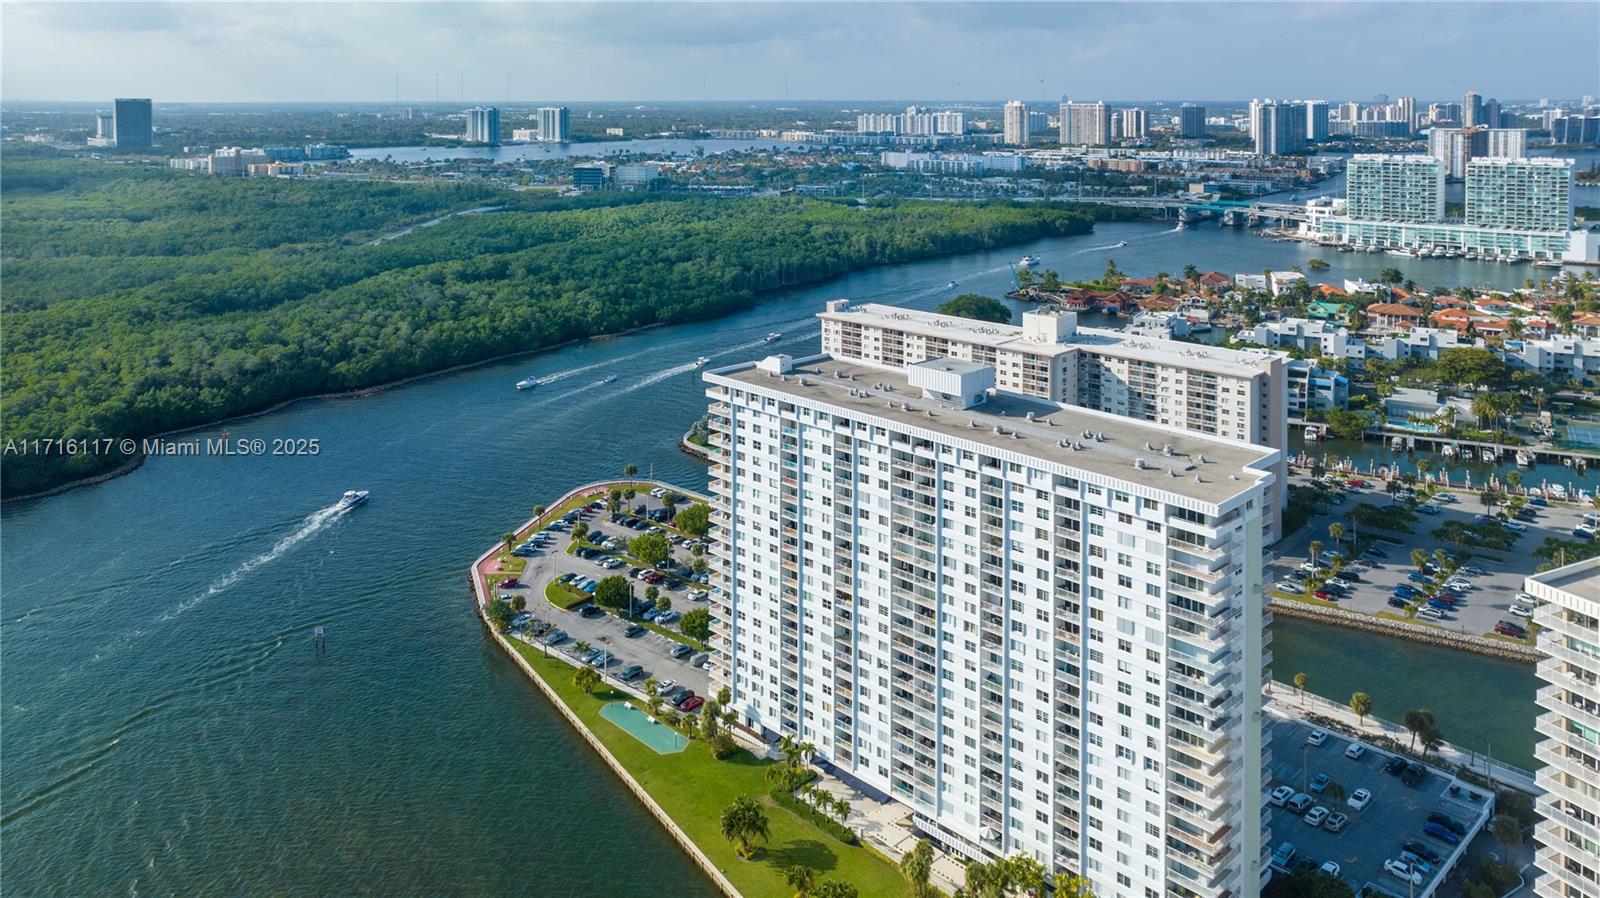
[1252,100,1307,155]
[113,98,153,149]
[1427,126,1488,179]
[1463,90,1483,127]
[1121,107,1148,140]
[1395,97,1416,131]
[1178,104,1206,138]
[1303,100,1330,142]
[1484,128,1528,160]
[465,106,500,143]
[537,106,570,142]
[1059,101,1111,145]
[1338,101,1361,123]
[1003,100,1030,146]
[1482,98,1503,129]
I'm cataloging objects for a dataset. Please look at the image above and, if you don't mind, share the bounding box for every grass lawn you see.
[505,641,906,898]
[545,581,592,611]
[1375,611,1421,624]
[495,555,528,573]
[1271,590,1339,609]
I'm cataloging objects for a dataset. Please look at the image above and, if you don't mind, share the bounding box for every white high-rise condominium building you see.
[1122,107,1148,140]
[1485,128,1529,160]
[1302,100,1330,142]
[858,108,968,136]
[1466,157,1574,232]
[537,106,570,142]
[816,302,1289,540]
[704,351,1275,897]
[1060,101,1112,146]
[1428,126,1489,179]
[1345,154,1446,223]
[465,106,500,143]
[1004,100,1031,146]
[1395,97,1417,130]
[1524,559,1600,898]
[1250,100,1306,155]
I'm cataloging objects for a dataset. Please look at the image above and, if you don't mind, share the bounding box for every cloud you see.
[2,1,1595,102]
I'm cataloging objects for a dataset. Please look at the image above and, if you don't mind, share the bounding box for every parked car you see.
[1314,590,1339,602]
[670,643,694,659]
[1399,850,1433,874]
[1323,812,1349,833]
[624,624,646,638]
[1271,842,1296,868]
[1303,806,1329,827]
[1286,793,1313,814]
[619,664,644,681]
[690,652,711,668]
[1402,841,1443,865]
[1407,571,1432,584]
[1308,773,1330,794]
[580,605,605,619]
[1383,756,1409,775]
[1422,821,1461,845]
[1345,742,1367,760]
[1269,785,1295,807]
[1416,504,1440,515]
[1347,788,1372,810]
[1388,597,1411,609]
[1401,763,1427,787]
[1305,730,1328,747]
[1418,607,1446,621]
[678,695,705,712]
[544,628,566,645]
[1319,861,1341,877]
[1444,577,1473,591]
[1427,812,1467,836]
[1496,621,1528,638]
[1510,604,1534,618]
[1501,520,1527,532]
[1385,859,1424,886]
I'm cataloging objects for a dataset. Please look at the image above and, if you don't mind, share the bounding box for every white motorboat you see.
[693,356,711,368]
[600,374,618,385]
[1019,255,1041,267]
[516,377,539,391]
[1441,444,1457,459]
[764,332,782,343]
[1303,426,1321,442]
[1113,240,1128,248]
[1516,450,1533,467]
[947,280,958,289]
[336,490,369,511]
[1461,447,1475,460]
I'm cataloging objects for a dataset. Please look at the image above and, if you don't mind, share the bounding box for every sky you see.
[3,1,1597,104]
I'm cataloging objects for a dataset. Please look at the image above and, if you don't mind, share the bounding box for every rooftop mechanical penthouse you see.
[703,352,1278,898]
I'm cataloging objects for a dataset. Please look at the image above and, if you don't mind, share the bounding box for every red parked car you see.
[497,578,521,589]
[1314,590,1338,601]
[678,695,705,712]
[1345,479,1368,489]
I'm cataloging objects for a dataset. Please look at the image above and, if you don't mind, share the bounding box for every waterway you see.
[0,217,1550,895]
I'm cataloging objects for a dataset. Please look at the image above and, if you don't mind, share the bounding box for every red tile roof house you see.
[1430,308,1496,332]
[1365,302,1424,331]
[1119,277,1158,296]
[1573,313,1600,338]
[1314,283,1348,298]
[1199,272,1232,288]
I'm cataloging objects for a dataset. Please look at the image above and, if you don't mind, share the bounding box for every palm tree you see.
[1411,548,1429,573]
[1293,672,1308,705]
[573,665,601,695]
[1005,855,1047,896]
[1491,814,1523,850]
[812,883,859,898]
[1183,263,1200,286]
[1507,470,1523,492]
[1308,540,1323,569]
[785,865,816,898]
[1401,708,1434,751]
[1349,691,1373,728]
[623,463,639,478]
[720,795,770,858]
[501,532,517,549]
[900,839,936,898]
[574,640,591,656]
[831,793,851,823]
[532,503,547,519]
[1328,522,1345,550]
[1415,457,1433,480]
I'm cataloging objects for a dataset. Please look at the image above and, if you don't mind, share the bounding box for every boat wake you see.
[623,361,701,393]
[160,501,347,624]
[529,359,611,386]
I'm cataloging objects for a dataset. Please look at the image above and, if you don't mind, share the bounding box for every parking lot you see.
[495,490,715,707]
[1265,714,1493,897]
[1269,473,1593,638]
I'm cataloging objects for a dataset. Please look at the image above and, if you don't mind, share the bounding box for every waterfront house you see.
[1365,301,1425,332]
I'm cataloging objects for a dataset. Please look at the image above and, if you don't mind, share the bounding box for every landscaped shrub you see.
[770,788,857,845]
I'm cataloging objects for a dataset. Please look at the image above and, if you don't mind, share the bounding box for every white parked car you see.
[1501,520,1527,532]
[1385,859,1424,885]
[1347,788,1372,811]
[1510,604,1534,618]
[1306,730,1328,747]
[1269,785,1295,807]
[1303,806,1329,827]
[1344,742,1366,760]
[1298,561,1319,573]
[1444,578,1472,591]
[1320,861,1341,877]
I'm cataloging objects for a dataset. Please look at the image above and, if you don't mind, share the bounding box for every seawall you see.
[1269,597,1544,663]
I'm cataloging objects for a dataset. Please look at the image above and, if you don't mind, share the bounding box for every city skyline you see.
[3,2,1597,104]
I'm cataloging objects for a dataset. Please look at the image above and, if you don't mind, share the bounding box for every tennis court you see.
[599,701,688,754]
[1562,422,1600,449]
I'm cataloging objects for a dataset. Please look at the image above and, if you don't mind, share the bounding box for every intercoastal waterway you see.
[0,216,1551,894]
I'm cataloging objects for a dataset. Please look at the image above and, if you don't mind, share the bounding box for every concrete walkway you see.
[802,772,966,897]
[1265,680,1538,794]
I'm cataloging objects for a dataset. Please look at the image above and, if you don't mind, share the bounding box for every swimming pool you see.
[599,702,688,754]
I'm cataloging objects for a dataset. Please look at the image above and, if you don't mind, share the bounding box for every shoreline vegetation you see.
[471,482,906,898]
[2,154,1099,496]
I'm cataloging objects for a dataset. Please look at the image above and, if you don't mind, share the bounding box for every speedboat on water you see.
[600,374,618,384]
[693,356,711,368]
[764,332,782,343]
[337,490,369,511]
[516,377,539,390]
[1019,254,1041,267]
[1113,241,1127,248]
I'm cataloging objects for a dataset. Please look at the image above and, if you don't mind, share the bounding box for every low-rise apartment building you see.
[817,301,1288,538]
[1285,359,1349,416]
